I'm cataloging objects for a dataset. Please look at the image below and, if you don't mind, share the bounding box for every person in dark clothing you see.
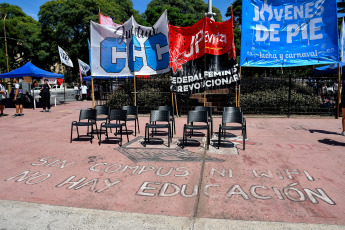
[40,79,51,112]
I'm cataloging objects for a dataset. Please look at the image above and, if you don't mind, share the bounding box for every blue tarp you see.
[0,62,64,79]
[314,62,345,74]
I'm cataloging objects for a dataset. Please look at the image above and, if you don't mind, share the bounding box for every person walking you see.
[80,82,87,101]
[0,79,7,116]
[40,79,51,112]
[13,78,24,117]
[341,81,345,136]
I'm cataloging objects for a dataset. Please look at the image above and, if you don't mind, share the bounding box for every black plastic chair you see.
[122,105,140,136]
[195,106,213,135]
[145,110,171,147]
[158,106,176,135]
[183,110,210,150]
[224,107,242,113]
[218,110,247,150]
[94,105,110,138]
[70,109,97,143]
[99,109,129,146]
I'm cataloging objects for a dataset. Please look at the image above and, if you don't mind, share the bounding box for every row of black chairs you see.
[143,106,246,150]
[70,105,138,145]
[70,105,246,150]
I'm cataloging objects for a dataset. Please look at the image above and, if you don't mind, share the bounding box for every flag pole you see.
[238,67,242,107]
[134,75,137,106]
[174,92,179,117]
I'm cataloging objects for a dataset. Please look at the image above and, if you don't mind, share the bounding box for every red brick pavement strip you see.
[0,101,344,225]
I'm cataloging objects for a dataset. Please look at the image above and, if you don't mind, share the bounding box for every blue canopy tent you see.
[314,62,345,74]
[0,62,64,79]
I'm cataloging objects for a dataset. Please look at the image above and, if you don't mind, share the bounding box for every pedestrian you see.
[74,84,80,101]
[341,81,345,136]
[40,79,51,112]
[13,78,24,117]
[81,82,87,101]
[0,79,7,116]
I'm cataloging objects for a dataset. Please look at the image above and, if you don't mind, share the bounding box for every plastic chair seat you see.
[185,124,209,130]
[101,123,125,129]
[146,123,170,129]
[220,125,243,131]
[73,121,94,127]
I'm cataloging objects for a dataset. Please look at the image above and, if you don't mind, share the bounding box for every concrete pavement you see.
[0,101,344,229]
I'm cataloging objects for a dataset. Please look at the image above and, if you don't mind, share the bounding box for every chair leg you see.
[218,126,221,149]
[125,124,129,142]
[134,119,137,136]
[120,126,123,146]
[137,117,140,133]
[168,126,170,147]
[90,125,93,143]
[206,128,210,150]
[99,125,102,145]
[76,126,80,139]
[243,129,246,151]
[93,122,97,139]
[70,124,73,143]
[173,118,176,135]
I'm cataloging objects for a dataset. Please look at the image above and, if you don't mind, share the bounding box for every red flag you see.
[169,16,236,73]
[99,7,121,27]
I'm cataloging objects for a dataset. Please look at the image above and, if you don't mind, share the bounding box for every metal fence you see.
[95,75,340,116]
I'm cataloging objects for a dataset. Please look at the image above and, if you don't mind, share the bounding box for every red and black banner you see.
[169,16,240,94]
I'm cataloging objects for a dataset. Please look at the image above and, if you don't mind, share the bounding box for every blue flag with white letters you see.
[90,11,169,76]
[240,0,339,67]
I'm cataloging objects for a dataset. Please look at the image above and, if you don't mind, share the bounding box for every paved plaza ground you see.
[0,101,344,229]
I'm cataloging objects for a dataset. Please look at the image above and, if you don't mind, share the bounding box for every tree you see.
[143,0,222,27]
[0,3,42,72]
[38,0,142,83]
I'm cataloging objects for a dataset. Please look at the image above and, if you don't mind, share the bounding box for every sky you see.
[0,0,235,21]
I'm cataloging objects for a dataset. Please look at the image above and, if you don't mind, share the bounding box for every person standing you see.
[341,81,345,136]
[74,84,80,101]
[13,78,24,117]
[40,79,51,112]
[80,82,87,101]
[0,79,7,116]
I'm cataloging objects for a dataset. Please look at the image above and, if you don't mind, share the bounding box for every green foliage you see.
[144,0,222,27]
[0,3,42,71]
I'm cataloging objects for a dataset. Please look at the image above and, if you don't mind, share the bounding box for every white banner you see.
[78,59,90,75]
[90,11,169,76]
[58,46,73,67]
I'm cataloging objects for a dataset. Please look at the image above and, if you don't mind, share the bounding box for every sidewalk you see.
[0,101,344,229]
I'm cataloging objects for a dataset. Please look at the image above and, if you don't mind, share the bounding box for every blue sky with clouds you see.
[0,0,234,21]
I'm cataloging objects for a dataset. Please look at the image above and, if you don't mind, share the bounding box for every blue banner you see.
[240,0,340,67]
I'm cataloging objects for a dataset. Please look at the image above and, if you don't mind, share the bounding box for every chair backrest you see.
[222,111,243,124]
[95,105,109,116]
[224,107,242,113]
[187,110,208,124]
[158,106,174,117]
[122,105,138,116]
[195,106,212,118]
[79,109,96,121]
[150,110,170,123]
[108,109,127,122]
